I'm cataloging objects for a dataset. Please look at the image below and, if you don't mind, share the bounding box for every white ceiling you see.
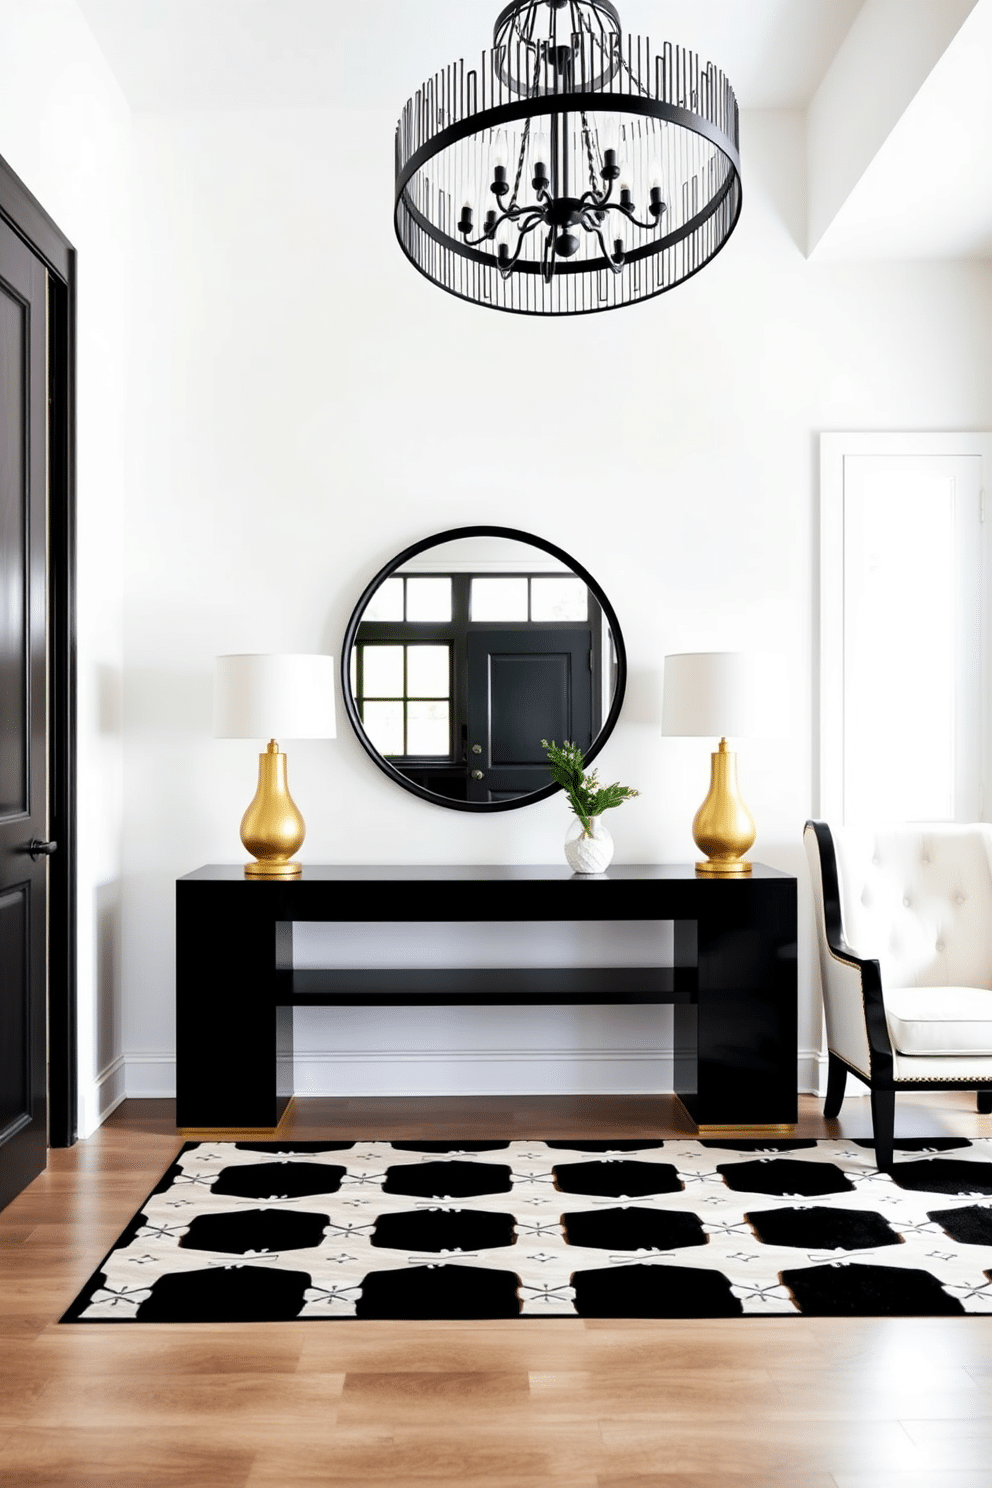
[75,0,864,113]
[73,0,992,260]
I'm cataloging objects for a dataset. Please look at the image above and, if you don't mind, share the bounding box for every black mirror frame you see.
[340,524,628,813]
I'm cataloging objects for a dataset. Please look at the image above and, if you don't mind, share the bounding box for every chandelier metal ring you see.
[396,95,740,273]
[394,0,742,316]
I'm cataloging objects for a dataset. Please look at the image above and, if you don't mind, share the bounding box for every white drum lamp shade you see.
[662,651,785,876]
[214,654,336,878]
[662,652,784,740]
[214,653,337,740]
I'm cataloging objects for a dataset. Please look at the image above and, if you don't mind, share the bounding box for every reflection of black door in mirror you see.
[466,630,592,803]
[342,527,626,813]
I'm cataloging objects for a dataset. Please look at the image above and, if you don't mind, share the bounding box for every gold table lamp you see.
[214,653,337,878]
[662,651,784,876]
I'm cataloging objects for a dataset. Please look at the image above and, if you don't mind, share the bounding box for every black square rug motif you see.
[61,1138,992,1321]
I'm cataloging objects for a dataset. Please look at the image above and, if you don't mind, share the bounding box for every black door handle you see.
[27,839,58,860]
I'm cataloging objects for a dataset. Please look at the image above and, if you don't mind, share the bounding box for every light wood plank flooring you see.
[2,1093,992,1487]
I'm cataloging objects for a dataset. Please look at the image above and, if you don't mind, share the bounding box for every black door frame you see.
[0,153,77,1148]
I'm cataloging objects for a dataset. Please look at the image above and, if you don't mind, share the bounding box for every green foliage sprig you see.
[541,739,639,837]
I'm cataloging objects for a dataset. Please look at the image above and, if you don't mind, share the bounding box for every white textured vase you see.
[564,815,614,874]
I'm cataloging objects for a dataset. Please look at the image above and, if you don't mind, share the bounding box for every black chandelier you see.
[394,0,742,316]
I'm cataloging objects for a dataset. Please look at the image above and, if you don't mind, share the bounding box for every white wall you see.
[0,0,131,1135]
[117,101,992,1103]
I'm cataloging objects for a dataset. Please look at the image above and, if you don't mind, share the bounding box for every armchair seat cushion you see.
[885,986,992,1056]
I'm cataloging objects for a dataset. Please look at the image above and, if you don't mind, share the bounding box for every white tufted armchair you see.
[804,821,992,1170]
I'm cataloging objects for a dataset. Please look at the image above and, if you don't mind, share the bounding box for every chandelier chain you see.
[508,39,545,212]
[509,117,531,212]
[616,38,650,100]
[580,111,600,198]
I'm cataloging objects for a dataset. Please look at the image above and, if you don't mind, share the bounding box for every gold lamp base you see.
[240,739,305,879]
[244,860,302,879]
[692,737,755,877]
[695,859,752,876]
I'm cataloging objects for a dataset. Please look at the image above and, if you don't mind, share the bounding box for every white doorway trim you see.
[819,432,992,824]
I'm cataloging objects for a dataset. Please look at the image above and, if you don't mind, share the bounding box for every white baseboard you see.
[796,1049,871,1100]
[77,1054,127,1139]
[124,1052,178,1100]
[293,1047,676,1097]
[799,1047,828,1098]
[120,1047,830,1104]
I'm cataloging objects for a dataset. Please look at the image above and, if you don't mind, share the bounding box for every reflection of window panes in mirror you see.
[363,575,404,622]
[362,700,405,756]
[407,700,450,755]
[531,576,589,622]
[362,644,405,698]
[407,645,450,698]
[471,576,528,621]
[406,576,452,622]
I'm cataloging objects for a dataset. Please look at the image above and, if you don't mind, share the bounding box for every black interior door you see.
[0,215,49,1210]
[466,628,592,802]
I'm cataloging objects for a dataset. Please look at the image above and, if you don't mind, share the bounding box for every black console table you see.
[175,864,797,1131]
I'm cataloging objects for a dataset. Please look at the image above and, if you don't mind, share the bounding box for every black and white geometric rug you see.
[61,1137,992,1322]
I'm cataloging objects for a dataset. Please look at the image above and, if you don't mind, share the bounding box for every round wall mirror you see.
[341,526,627,812]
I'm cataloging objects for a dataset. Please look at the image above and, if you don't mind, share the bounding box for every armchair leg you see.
[824,1053,847,1119]
[870,1088,896,1172]
[978,1091,992,1115]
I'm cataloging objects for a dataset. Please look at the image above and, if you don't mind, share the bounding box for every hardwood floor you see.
[2,1093,992,1487]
